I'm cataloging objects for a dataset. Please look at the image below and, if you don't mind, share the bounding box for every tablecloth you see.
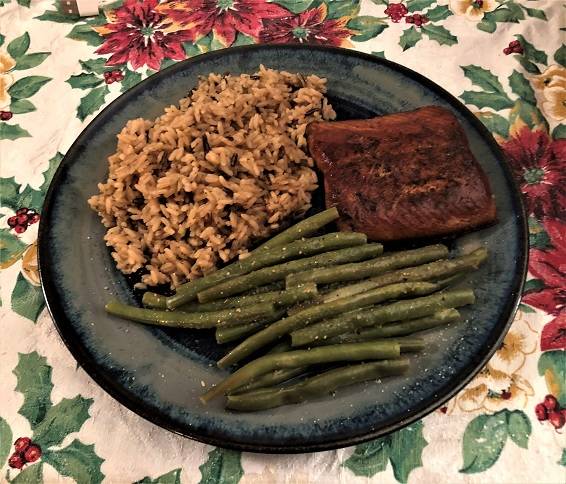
[0,0,564,482]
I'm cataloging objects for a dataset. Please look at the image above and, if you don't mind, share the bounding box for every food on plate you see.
[306,105,497,241]
[88,67,336,289]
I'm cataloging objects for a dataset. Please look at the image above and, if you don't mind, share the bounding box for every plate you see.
[38,45,527,453]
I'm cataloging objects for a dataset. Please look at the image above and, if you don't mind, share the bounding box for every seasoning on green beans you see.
[182,284,318,313]
[286,244,448,287]
[217,281,438,369]
[215,310,287,344]
[105,300,277,329]
[256,207,339,251]
[201,340,401,403]
[321,248,487,303]
[225,359,410,411]
[291,289,475,347]
[197,243,383,303]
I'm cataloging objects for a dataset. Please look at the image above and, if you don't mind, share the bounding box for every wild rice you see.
[88,65,336,288]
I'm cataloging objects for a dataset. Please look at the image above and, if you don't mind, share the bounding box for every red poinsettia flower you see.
[259,4,353,47]
[501,127,566,220]
[522,218,566,316]
[156,0,289,47]
[94,0,192,71]
[540,313,566,351]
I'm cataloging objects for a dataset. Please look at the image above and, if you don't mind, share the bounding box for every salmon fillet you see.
[306,106,497,241]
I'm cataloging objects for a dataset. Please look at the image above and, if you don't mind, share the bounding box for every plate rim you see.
[38,44,529,453]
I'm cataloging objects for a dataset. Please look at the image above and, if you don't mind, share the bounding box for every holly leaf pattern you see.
[522,7,547,21]
[553,124,566,140]
[426,5,452,22]
[79,58,109,74]
[11,463,43,483]
[461,410,532,474]
[554,44,566,67]
[421,25,457,46]
[0,123,31,140]
[515,56,541,75]
[13,351,53,428]
[67,73,104,90]
[406,0,435,12]
[325,0,361,19]
[508,70,536,104]
[32,396,92,448]
[77,86,110,121]
[275,0,314,13]
[8,76,51,100]
[476,111,510,138]
[0,230,27,264]
[67,24,104,46]
[538,351,566,403]
[43,440,105,484]
[135,468,182,484]
[560,449,566,467]
[121,69,143,92]
[460,65,513,110]
[198,449,243,484]
[11,273,45,322]
[0,416,13,469]
[348,16,388,42]
[399,27,422,51]
[344,422,427,483]
[514,35,547,64]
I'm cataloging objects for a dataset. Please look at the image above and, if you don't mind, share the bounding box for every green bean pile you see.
[105,207,488,412]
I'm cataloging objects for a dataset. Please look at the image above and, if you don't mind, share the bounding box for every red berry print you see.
[385,2,408,22]
[14,225,26,234]
[535,403,548,421]
[405,14,428,27]
[0,110,13,121]
[501,390,512,400]
[474,0,484,7]
[16,207,28,215]
[29,213,40,224]
[8,453,25,469]
[544,394,559,411]
[504,40,523,55]
[16,213,29,225]
[7,215,18,227]
[23,444,42,463]
[103,71,112,79]
[440,406,448,414]
[548,410,565,430]
[13,437,31,453]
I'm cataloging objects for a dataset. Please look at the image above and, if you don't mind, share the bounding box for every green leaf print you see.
[0,416,13,468]
[79,58,110,75]
[44,440,105,484]
[489,3,524,23]
[460,92,514,111]
[13,351,53,428]
[553,124,566,140]
[425,5,452,22]
[461,65,505,93]
[67,73,104,90]
[35,9,80,23]
[11,273,45,322]
[460,413,508,473]
[16,0,31,6]
[67,24,104,47]
[477,18,496,34]
[14,53,50,71]
[325,0,360,19]
[0,123,31,140]
[11,463,43,483]
[528,217,551,250]
[521,6,547,21]
[406,0,434,12]
[506,411,531,449]
[421,25,457,46]
[555,44,566,67]
[77,86,110,121]
[232,33,255,46]
[275,0,314,13]
[514,35,547,65]
[523,278,545,294]
[461,410,532,474]
[8,76,51,100]
[120,69,143,92]
[135,468,182,484]
[0,34,5,47]
[0,231,26,265]
[538,351,566,404]
[560,448,566,467]
[32,396,93,449]
[508,71,536,104]
[7,33,30,59]
[344,439,389,477]
[515,56,541,75]
[10,99,36,114]
[509,100,548,131]
[344,421,427,483]
[348,16,388,42]
[475,111,510,138]
[198,448,243,484]
[372,51,386,59]
[399,27,422,51]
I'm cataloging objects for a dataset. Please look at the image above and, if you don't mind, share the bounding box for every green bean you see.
[143,232,367,310]
[217,281,438,368]
[225,359,409,411]
[286,244,448,287]
[321,248,488,303]
[181,284,318,313]
[215,310,287,344]
[230,368,306,395]
[291,289,475,347]
[256,207,339,250]
[105,300,277,329]
[396,337,425,353]
[319,309,461,345]
[197,243,383,303]
[141,292,168,309]
[201,340,401,403]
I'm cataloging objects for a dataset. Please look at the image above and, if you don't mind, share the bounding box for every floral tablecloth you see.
[0,0,564,482]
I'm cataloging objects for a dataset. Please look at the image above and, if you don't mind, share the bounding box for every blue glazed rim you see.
[38,44,529,453]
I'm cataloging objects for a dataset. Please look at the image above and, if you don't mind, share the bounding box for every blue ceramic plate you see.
[39,45,527,453]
